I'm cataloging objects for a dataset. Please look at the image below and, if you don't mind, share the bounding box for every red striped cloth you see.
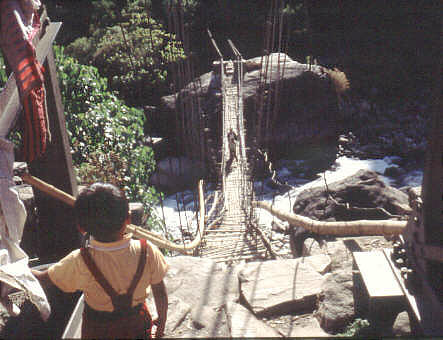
[0,0,50,162]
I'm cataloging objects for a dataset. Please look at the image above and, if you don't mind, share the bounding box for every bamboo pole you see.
[21,173,207,254]
[253,200,407,236]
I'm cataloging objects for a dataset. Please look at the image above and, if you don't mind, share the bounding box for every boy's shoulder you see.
[129,238,161,254]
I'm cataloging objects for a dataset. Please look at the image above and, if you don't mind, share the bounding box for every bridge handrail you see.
[254,200,407,236]
[21,173,210,255]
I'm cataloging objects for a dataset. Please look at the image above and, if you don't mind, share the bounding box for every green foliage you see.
[337,318,370,337]
[54,45,162,230]
[0,54,7,88]
[66,1,185,107]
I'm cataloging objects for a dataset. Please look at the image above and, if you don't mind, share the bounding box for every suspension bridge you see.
[130,35,278,263]
[196,40,269,262]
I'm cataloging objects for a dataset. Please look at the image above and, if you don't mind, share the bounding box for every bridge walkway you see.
[198,60,269,262]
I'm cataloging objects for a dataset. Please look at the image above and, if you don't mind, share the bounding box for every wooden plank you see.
[29,45,79,262]
[353,250,404,298]
[421,43,442,246]
[0,21,77,261]
[0,74,20,136]
[62,294,84,339]
[0,22,62,136]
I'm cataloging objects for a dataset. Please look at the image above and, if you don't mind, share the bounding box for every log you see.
[21,173,208,254]
[253,200,406,236]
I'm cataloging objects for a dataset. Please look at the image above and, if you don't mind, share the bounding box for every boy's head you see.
[74,183,129,241]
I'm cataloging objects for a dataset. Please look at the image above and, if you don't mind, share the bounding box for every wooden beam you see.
[28,43,79,261]
[353,251,404,299]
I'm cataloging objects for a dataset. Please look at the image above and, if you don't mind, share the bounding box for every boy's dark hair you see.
[74,183,129,240]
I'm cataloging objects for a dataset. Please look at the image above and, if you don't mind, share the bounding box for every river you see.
[152,155,423,242]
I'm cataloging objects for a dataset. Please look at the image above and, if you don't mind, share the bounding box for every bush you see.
[66,1,185,107]
[337,318,370,337]
[55,45,162,230]
[0,54,7,87]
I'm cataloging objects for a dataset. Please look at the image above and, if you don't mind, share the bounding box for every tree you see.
[66,1,185,107]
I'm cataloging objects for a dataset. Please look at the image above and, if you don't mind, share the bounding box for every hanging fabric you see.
[0,0,50,163]
[0,137,50,321]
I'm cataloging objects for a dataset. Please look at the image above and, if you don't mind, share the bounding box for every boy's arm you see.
[151,280,168,338]
[31,269,55,292]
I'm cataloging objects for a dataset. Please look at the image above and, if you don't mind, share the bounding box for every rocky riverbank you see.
[154,235,411,338]
[1,175,416,338]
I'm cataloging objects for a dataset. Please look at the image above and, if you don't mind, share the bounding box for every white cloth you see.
[0,138,26,241]
[0,137,50,321]
[0,237,50,320]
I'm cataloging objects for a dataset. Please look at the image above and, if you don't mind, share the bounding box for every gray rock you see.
[191,305,218,330]
[275,314,330,338]
[162,257,237,338]
[164,296,191,334]
[303,254,331,275]
[157,54,339,156]
[239,258,325,317]
[189,304,229,337]
[294,169,411,221]
[316,270,354,333]
[164,257,239,310]
[383,165,405,178]
[392,311,411,336]
[303,237,325,256]
[325,240,353,272]
[225,301,282,338]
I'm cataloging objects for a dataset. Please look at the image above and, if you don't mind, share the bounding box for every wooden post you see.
[1,19,77,261]
[28,47,79,262]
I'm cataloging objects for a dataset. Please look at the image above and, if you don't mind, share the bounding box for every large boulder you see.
[316,269,354,333]
[155,53,339,157]
[392,311,412,336]
[242,54,339,152]
[238,256,328,318]
[293,169,411,222]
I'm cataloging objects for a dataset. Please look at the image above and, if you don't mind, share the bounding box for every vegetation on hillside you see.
[65,0,185,107]
[55,46,162,230]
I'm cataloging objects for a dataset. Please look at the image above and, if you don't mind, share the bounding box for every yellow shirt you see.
[48,233,168,312]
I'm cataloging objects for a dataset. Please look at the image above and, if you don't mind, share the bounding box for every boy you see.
[32,183,168,339]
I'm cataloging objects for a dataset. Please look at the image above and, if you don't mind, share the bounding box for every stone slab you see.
[239,258,325,317]
[164,257,240,309]
[303,254,331,274]
[225,301,282,338]
[282,315,330,338]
